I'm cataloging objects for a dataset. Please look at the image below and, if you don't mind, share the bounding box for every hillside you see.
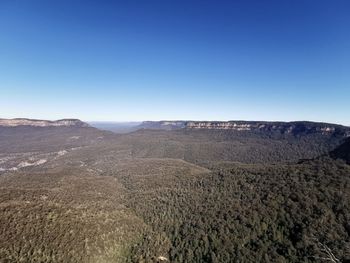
[330,138,350,164]
[119,127,349,165]
[0,120,112,174]
[0,119,349,262]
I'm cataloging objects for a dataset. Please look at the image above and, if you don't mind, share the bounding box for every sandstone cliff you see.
[0,118,90,127]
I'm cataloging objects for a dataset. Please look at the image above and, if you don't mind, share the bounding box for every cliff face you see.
[138,120,350,136]
[0,118,90,128]
[186,121,348,135]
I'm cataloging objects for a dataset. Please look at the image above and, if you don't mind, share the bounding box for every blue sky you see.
[0,0,349,124]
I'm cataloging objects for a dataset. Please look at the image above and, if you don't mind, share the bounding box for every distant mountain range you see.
[88,121,141,133]
[2,118,350,138]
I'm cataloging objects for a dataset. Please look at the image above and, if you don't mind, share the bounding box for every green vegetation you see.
[125,158,350,262]
[0,169,146,263]
[0,125,349,262]
[124,129,346,165]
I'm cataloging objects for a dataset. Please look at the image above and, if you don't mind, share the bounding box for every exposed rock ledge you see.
[137,120,350,136]
[0,118,90,127]
[185,121,345,134]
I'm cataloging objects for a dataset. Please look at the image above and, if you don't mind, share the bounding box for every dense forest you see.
[0,123,349,262]
[123,128,348,165]
[126,157,350,262]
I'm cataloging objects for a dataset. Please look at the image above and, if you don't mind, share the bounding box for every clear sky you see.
[0,0,349,125]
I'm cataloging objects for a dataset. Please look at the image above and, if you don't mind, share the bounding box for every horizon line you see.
[1,117,349,127]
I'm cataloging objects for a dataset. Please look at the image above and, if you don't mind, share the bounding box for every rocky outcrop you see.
[0,118,90,128]
[186,121,253,131]
[186,121,347,134]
